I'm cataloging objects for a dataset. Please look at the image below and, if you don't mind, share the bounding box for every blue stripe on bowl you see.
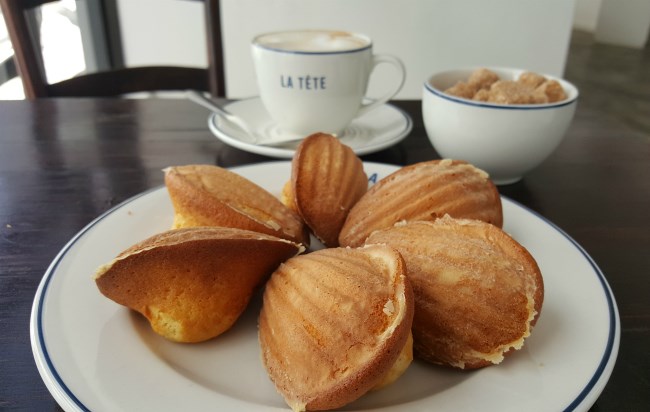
[423,82,578,110]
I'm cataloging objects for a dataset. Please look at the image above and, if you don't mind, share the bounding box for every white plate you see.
[31,161,619,412]
[207,98,412,158]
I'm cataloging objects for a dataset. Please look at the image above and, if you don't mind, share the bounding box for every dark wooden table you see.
[1,98,648,411]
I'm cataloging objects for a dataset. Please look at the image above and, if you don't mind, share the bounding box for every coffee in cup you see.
[251,30,406,137]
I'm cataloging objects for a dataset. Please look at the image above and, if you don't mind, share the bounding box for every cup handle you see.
[357,54,406,117]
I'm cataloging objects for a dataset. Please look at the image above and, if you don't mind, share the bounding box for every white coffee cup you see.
[251,29,406,137]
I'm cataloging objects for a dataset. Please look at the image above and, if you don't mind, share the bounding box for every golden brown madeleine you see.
[94,227,302,343]
[291,133,367,247]
[371,331,414,391]
[366,217,544,369]
[164,164,309,246]
[259,245,414,411]
[339,159,502,247]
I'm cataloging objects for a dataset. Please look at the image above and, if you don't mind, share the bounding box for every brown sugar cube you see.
[473,88,491,102]
[487,80,538,104]
[518,71,546,88]
[536,79,567,102]
[530,88,550,104]
[468,68,499,90]
[444,81,478,99]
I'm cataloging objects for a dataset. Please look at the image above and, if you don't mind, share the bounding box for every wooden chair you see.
[0,0,225,99]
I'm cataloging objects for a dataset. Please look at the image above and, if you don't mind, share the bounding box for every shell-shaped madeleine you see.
[259,245,414,411]
[291,133,367,247]
[94,227,301,343]
[164,164,309,246]
[339,159,503,247]
[366,217,543,369]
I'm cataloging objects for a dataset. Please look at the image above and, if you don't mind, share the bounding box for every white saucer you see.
[208,98,412,158]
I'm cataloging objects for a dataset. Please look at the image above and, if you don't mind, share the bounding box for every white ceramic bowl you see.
[422,67,579,185]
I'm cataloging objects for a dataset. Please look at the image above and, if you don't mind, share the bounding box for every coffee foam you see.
[255,30,369,52]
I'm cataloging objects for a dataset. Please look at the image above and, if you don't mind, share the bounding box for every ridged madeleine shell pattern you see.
[164,164,309,246]
[366,217,544,369]
[339,159,503,247]
[259,246,414,411]
[292,133,368,247]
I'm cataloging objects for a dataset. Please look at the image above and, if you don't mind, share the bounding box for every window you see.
[0,1,85,99]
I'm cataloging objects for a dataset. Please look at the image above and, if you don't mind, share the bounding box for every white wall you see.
[573,0,603,32]
[573,0,650,48]
[221,0,575,99]
[118,0,579,99]
[595,0,650,48]
[117,0,206,67]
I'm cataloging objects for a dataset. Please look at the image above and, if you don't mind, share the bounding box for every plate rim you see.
[207,98,413,159]
[501,196,620,411]
[30,161,620,412]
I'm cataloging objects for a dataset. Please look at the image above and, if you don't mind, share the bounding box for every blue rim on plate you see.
[31,187,159,412]
[503,197,620,411]
[31,163,619,412]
